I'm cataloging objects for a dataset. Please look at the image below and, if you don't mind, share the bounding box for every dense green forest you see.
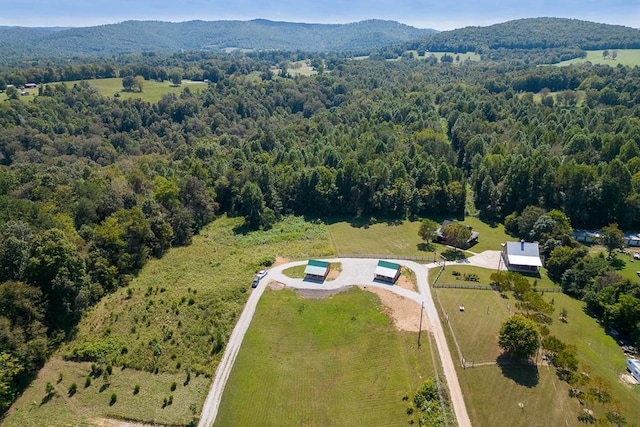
[1,42,640,414]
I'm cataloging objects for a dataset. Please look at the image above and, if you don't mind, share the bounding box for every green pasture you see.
[556,49,640,67]
[215,287,439,426]
[433,284,640,425]
[1,78,209,103]
[460,365,580,427]
[433,287,581,426]
[4,215,333,426]
[328,216,512,259]
[433,287,511,363]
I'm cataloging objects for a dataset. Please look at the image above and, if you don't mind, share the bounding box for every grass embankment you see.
[1,78,208,103]
[556,49,640,67]
[215,287,438,426]
[4,215,333,426]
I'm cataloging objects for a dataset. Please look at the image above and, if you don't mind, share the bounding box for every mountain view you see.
[1,7,640,427]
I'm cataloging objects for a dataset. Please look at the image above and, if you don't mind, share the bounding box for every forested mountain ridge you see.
[406,17,640,53]
[0,19,435,59]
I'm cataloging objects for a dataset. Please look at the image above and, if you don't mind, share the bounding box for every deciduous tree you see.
[498,315,540,361]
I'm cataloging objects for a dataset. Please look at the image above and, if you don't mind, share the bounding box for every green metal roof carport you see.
[304,259,330,280]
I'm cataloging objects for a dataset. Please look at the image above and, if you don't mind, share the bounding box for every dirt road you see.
[198,257,475,427]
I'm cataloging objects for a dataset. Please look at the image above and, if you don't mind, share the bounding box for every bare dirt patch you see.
[396,272,418,292]
[620,373,639,385]
[267,281,285,291]
[273,256,290,267]
[325,267,340,281]
[361,286,426,332]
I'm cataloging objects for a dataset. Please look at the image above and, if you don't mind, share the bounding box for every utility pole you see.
[418,301,424,348]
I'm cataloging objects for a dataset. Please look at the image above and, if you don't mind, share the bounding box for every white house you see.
[501,240,543,272]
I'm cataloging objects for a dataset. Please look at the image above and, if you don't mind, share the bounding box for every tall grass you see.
[4,215,333,426]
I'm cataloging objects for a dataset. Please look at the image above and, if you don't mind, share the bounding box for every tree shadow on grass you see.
[497,354,539,388]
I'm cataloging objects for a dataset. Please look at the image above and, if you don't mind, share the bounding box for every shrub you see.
[68,383,77,396]
[106,364,113,375]
[170,382,177,391]
[84,376,91,388]
[110,393,117,405]
[134,384,140,395]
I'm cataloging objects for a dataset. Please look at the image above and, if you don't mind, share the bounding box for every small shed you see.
[304,259,330,281]
[627,358,640,383]
[374,260,401,283]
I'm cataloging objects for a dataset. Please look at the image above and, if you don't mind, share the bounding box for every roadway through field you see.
[197,254,500,427]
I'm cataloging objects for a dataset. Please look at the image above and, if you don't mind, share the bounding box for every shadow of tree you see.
[40,392,55,406]
[496,354,539,388]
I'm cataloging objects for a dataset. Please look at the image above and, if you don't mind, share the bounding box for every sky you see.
[1,0,638,30]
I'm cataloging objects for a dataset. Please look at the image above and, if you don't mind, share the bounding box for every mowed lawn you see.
[328,216,512,258]
[556,49,640,67]
[436,264,559,289]
[215,287,437,426]
[1,78,209,103]
[434,285,640,425]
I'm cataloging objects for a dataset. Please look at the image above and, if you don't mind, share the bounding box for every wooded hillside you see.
[0,19,435,60]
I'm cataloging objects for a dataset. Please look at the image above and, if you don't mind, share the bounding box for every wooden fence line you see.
[434,283,562,292]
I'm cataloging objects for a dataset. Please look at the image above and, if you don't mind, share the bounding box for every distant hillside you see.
[407,17,640,53]
[0,19,435,58]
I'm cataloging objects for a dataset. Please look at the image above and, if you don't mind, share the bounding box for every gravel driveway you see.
[198,256,474,427]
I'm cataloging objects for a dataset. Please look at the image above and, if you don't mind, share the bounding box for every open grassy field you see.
[1,78,208,103]
[433,284,640,425]
[328,216,512,259]
[555,49,640,67]
[4,215,334,426]
[215,287,439,426]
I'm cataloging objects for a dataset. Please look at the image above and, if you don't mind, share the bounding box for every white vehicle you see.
[256,270,268,280]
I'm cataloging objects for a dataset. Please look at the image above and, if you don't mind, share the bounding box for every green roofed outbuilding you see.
[374,260,401,283]
[304,259,330,281]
